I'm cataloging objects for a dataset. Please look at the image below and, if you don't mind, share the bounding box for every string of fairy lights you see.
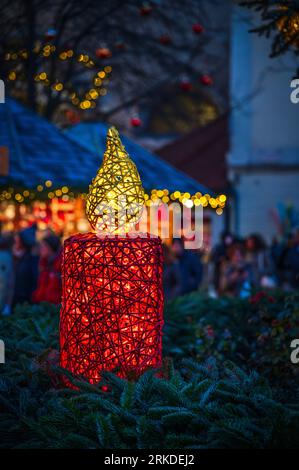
[5,44,112,110]
[0,182,227,215]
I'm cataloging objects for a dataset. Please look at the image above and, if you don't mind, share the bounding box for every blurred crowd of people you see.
[164,229,299,300]
[0,225,62,315]
[0,225,299,314]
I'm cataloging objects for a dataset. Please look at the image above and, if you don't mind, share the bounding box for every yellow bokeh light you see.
[8,71,16,80]
[45,180,52,188]
[184,199,194,208]
[219,194,227,203]
[89,89,99,99]
[80,100,91,109]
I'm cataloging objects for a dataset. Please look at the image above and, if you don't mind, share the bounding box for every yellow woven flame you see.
[86,127,145,233]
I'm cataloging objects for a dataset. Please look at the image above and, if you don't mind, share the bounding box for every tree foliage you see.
[240,0,299,64]
[0,0,228,124]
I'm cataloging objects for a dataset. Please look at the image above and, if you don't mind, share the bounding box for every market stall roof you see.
[65,123,211,194]
[0,98,210,194]
[157,117,229,193]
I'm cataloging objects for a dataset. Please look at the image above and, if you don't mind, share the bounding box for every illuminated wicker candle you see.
[59,127,164,384]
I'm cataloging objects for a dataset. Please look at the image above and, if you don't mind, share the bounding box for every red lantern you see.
[200,74,213,86]
[130,116,142,127]
[192,23,204,34]
[60,233,164,383]
[159,34,172,45]
[96,47,112,59]
[60,127,164,385]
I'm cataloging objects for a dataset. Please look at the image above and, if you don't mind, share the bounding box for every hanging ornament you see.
[115,40,126,50]
[140,3,153,16]
[192,23,204,34]
[200,74,213,86]
[159,34,172,45]
[179,77,192,92]
[65,109,81,125]
[96,47,112,59]
[130,116,142,127]
[45,28,57,40]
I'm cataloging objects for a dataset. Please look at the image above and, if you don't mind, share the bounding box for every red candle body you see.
[60,233,164,383]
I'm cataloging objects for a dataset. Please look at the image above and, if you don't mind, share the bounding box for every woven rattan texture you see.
[60,233,164,383]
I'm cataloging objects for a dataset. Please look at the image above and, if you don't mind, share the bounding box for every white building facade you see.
[229,5,299,243]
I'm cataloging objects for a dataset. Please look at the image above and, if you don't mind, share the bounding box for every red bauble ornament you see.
[96,47,112,59]
[140,4,152,16]
[192,23,204,34]
[45,28,57,40]
[130,116,142,127]
[60,233,164,384]
[200,74,213,86]
[180,79,192,92]
[115,41,126,50]
[159,35,172,45]
[65,109,81,125]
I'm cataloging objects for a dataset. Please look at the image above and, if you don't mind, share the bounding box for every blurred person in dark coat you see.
[210,231,234,293]
[12,225,39,307]
[0,235,14,315]
[245,233,276,289]
[282,228,299,289]
[220,243,254,298]
[32,234,62,304]
[171,238,203,295]
[163,243,181,301]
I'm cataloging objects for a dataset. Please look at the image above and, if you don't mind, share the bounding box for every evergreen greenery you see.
[165,291,299,401]
[0,294,299,449]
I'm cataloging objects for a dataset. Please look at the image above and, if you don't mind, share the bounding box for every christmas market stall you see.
[0,98,226,241]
